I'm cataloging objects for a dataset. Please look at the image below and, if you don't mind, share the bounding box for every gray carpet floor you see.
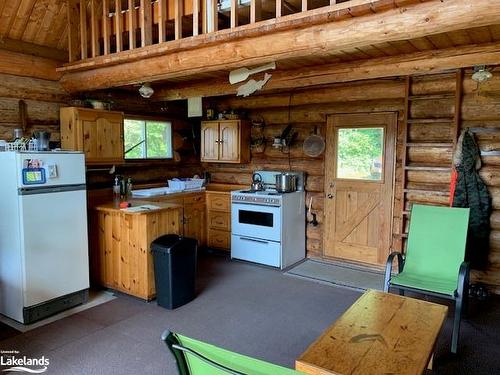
[286,259,385,291]
[0,254,499,374]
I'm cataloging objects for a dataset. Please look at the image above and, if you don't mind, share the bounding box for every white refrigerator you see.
[0,151,89,324]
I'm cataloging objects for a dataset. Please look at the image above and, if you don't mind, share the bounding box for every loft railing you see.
[66,0,351,63]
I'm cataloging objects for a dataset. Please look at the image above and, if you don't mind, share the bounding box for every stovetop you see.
[237,190,282,196]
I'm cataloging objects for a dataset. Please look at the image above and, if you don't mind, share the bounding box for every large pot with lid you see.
[275,173,297,193]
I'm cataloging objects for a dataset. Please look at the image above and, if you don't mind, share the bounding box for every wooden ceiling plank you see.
[22,0,50,43]
[467,26,493,45]
[8,0,36,40]
[446,29,473,46]
[489,24,500,41]
[356,45,388,58]
[154,41,500,100]
[0,0,23,37]
[388,40,419,54]
[426,33,455,49]
[372,41,401,56]
[407,37,436,51]
[57,23,69,51]
[43,2,68,48]
[33,0,61,46]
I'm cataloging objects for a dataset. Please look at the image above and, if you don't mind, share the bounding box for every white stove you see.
[231,171,305,269]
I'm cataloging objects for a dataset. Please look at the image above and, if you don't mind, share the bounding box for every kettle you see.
[251,173,265,191]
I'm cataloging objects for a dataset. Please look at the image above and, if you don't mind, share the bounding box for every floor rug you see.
[286,259,385,291]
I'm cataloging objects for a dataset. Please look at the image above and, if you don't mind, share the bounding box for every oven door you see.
[231,202,281,242]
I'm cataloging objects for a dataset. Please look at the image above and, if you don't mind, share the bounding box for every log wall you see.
[208,70,500,293]
[0,73,69,141]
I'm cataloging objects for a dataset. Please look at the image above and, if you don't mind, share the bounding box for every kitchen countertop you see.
[95,199,182,215]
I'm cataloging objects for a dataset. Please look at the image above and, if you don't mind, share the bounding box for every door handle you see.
[327,194,334,199]
[240,237,269,244]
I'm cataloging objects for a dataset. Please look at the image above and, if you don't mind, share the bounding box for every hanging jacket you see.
[452,129,491,270]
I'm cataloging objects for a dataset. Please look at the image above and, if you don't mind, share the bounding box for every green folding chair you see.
[383,204,470,354]
[162,330,303,375]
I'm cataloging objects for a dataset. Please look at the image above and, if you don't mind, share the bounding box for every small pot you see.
[275,173,297,193]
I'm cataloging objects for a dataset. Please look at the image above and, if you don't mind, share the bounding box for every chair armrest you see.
[386,251,404,275]
[456,261,470,296]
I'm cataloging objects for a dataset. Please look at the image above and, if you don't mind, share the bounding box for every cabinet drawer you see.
[207,194,230,211]
[184,194,206,205]
[208,211,230,230]
[208,229,230,250]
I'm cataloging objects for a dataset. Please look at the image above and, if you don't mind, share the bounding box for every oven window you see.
[239,210,274,227]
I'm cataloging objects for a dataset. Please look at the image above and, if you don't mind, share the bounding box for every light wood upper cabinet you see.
[60,107,124,164]
[200,120,250,163]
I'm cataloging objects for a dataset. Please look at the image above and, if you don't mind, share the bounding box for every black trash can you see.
[151,234,197,309]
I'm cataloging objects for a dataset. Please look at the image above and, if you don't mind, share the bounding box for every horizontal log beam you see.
[0,49,62,81]
[59,0,500,93]
[0,37,68,62]
[154,41,500,100]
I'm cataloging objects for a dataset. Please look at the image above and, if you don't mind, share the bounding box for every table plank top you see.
[295,290,448,375]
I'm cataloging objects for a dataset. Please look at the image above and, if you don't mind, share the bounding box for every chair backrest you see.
[404,204,469,282]
[162,330,301,375]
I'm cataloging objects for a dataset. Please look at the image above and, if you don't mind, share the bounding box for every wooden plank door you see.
[201,121,219,161]
[323,112,396,266]
[219,120,240,162]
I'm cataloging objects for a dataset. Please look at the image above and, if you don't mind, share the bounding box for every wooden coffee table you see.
[296,290,448,375]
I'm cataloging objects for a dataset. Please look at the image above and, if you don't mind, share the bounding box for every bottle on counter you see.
[113,175,121,206]
[126,177,133,198]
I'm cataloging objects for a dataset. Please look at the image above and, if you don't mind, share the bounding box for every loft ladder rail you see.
[399,71,462,248]
[397,76,411,249]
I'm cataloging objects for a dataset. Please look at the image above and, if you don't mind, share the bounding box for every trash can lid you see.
[151,234,182,250]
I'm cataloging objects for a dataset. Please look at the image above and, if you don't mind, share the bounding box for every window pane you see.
[146,121,172,158]
[337,127,384,180]
[124,119,146,159]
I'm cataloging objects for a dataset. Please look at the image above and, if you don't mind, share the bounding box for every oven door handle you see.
[239,236,269,244]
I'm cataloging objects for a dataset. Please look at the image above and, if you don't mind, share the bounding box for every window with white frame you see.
[124,118,173,159]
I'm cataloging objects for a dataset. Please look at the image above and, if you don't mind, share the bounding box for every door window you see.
[336,127,384,181]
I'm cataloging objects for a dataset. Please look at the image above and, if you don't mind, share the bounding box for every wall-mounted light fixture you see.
[472,65,493,83]
[139,83,154,98]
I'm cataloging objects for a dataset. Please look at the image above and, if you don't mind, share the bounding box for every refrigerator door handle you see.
[18,184,87,195]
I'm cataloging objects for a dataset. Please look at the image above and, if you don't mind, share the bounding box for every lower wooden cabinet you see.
[206,192,231,251]
[93,204,182,300]
[184,201,206,247]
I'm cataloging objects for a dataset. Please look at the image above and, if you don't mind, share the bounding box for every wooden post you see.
[250,0,261,24]
[276,0,282,17]
[140,0,152,47]
[67,0,81,62]
[115,0,122,52]
[79,0,88,59]
[207,0,217,32]
[302,0,308,12]
[175,0,183,40]
[128,0,136,49]
[102,0,111,55]
[330,0,337,4]
[230,0,238,28]
[193,0,199,36]
[90,0,100,57]
[158,0,166,43]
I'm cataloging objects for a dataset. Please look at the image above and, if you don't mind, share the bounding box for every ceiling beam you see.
[154,41,500,100]
[0,37,68,62]
[59,0,500,93]
[0,49,63,81]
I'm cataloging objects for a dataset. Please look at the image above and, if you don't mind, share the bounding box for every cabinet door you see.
[219,121,240,162]
[81,113,123,163]
[184,203,206,247]
[200,122,219,161]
